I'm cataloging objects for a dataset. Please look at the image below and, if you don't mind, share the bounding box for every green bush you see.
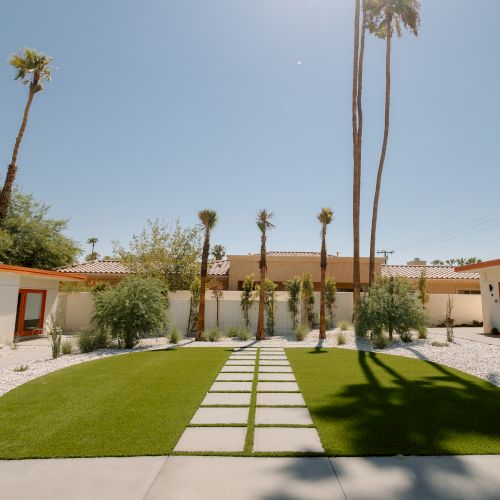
[169,327,182,344]
[61,339,73,355]
[92,276,168,349]
[372,333,389,349]
[285,276,301,331]
[238,328,251,341]
[77,329,109,353]
[417,327,428,339]
[227,327,238,338]
[13,364,28,372]
[338,320,351,332]
[431,340,448,347]
[337,331,346,345]
[199,331,209,342]
[295,324,309,341]
[208,328,221,342]
[355,276,428,345]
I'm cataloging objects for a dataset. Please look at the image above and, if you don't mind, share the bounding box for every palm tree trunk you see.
[0,89,36,224]
[256,235,266,340]
[319,225,327,340]
[196,229,210,340]
[369,14,392,287]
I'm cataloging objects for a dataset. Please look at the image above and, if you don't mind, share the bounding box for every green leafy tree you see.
[211,244,226,261]
[256,209,275,340]
[355,276,427,344]
[208,278,224,328]
[301,273,315,328]
[367,0,421,285]
[0,190,80,269]
[317,207,334,339]
[285,276,301,331]
[113,219,201,292]
[264,278,278,336]
[0,49,53,224]
[196,210,218,340]
[187,277,200,337]
[325,277,337,329]
[92,276,168,349]
[240,273,256,329]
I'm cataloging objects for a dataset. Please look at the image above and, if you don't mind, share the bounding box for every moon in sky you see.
[297,61,302,65]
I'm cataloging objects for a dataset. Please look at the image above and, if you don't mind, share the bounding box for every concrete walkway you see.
[0,337,52,369]
[1,454,499,499]
[429,327,500,346]
[173,346,323,454]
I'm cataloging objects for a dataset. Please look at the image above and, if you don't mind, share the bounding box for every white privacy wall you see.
[59,291,482,334]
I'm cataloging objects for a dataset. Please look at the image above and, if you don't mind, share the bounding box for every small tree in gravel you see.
[445,295,454,343]
[92,276,168,349]
[187,277,200,337]
[264,278,278,336]
[285,276,301,331]
[208,279,224,328]
[355,276,428,346]
[240,273,255,329]
[325,277,337,329]
[301,273,315,328]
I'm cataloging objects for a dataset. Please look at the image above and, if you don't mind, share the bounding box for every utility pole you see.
[377,250,394,264]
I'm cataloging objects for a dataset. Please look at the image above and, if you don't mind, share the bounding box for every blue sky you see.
[1,0,499,264]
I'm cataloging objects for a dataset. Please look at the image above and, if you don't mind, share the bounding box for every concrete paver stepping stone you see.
[191,407,249,425]
[258,373,296,381]
[256,392,306,406]
[216,372,254,381]
[255,407,313,425]
[253,428,324,453]
[201,392,251,406]
[226,360,255,366]
[258,366,293,373]
[174,427,247,452]
[221,366,254,373]
[229,355,256,360]
[257,382,300,392]
[210,382,252,392]
[259,361,290,366]
[259,356,287,360]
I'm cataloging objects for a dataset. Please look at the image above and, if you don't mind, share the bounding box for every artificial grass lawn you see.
[287,348,500,456]
[0,347,230,459]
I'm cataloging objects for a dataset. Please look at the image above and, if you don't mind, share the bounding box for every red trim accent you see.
[0,264,86,281]
[455,259,500,272]
[15,289,47,337]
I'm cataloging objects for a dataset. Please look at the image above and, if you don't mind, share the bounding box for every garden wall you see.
[58,291,482,335]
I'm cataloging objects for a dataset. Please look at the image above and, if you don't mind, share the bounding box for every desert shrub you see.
[338,320,351,332]
[325,277,337,329]
[227,327,238,338]
[48,319,62,359]
[13,364,28,372]
[77,329,109,353]
[61,339,73,355]
[301,273,315,327]
[400,331,413,342]
[264,279,277,336]
[337,331,346,345]
[431,340,448,347]
[199,331,209,342]
[240,274,256,329]
[238,327,251,341]
[295,324,309,341]
[355,277,428,345]
[169,327,182,344]
[417,326,428,339]
[186,277,200,337]
[372,333,389,349]
[91,281,110,295]
[92,276,168,349]
[208,328,221,342]
[445,295,454,343]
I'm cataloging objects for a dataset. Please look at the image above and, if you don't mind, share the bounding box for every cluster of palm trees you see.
[352,0,420,303]
[194,207,334,341]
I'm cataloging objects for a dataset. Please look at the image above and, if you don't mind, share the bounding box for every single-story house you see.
[455,259,500,333]
[0,264,85,345]
[58,255,480,294]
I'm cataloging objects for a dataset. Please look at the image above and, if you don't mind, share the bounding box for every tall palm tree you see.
[352,0,367,307]
[87,237,98,255]
[0,49,52,224]
[196,210,218,340]
[367,0,420,286]
[256,210,274,341]
[317,208,334,340]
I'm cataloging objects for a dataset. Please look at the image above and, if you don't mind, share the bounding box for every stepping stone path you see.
[173,346,324,454]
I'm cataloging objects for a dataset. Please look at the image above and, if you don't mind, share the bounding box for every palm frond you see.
[317,207,334,226]
[198,209,218,229]
[256,209,275,233]
[8,48,53,86]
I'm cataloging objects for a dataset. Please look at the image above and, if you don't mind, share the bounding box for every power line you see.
[377,249,394,263]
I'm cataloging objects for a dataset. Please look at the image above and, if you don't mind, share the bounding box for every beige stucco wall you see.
[0,273,21,345]
[227,255,384,291]
[426,294,482,326]
[477,267,500,333]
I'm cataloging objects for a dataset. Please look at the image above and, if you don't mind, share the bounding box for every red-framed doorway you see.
[15,289,47,337]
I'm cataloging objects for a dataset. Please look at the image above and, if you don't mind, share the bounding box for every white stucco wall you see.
[478,268,500,333]
[0,273,21,345]
[60,290,483,335]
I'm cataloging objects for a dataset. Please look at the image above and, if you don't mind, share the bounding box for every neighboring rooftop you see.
[381,265,480,280]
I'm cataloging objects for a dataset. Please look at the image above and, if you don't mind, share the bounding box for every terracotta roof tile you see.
[381,265,479,280]
[208,260,230,276]
[58,260,129,274]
